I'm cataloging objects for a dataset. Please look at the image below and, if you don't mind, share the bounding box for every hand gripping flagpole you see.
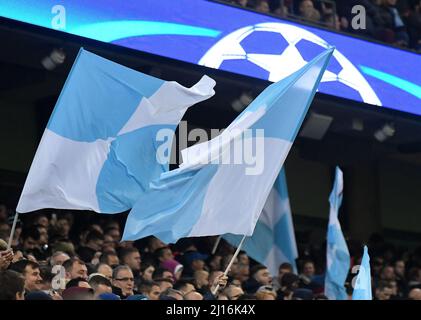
[7,211,19,250]
[212,234,247,296]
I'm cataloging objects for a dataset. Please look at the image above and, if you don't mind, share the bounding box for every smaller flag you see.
[224,168,298,275]
[324,166,350,300]
[352,246,372,300]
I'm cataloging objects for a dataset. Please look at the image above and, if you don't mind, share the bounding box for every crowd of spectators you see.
[222,0,421,51]
[1,203,421,300]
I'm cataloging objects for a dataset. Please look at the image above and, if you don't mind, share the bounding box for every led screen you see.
[1,0,420,115]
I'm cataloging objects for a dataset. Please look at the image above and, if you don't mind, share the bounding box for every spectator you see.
[408,288,421,300]
[160,288,184,300]
[238,251,249,266]
[256,285,277,300]
[62,286,94,300]
[194,270,209,291]
[138,281,161,300]
[161,258,184,281]
[183,251,208,276]
[20,226,41,256]
[207,254,222,271]
[243,264,272,293]
[299,0,321,22]
[49,251,70,266]
[112,265,135,298]
[380,265,396,281]
[401,0,421,50]
[52,240,76,257]
[77,230,104,263]
[66,277,91,289]
[33,214,49,228]
[88,274,112,296]
[153,267,174,281]
[39,267,55,292]
[173,279,196,297]
[155,277,174,292]
[63,258,88,281]
[255,0,270,13]
[119,247,141,277]
[272,0,290,17]
[0,270,26,300]
[140,262,155,282]
[99,251,119,267]
[96,263,113,281]
[224,284,244,300]
[273,262,294,291]
[184,291,204,300]
[221,254,240,279]
[156,246,174,264]
[9,260,43,294]
[301,260,316,279]
[51,215,71,239]
[205,270,229,298]
[104,226,120,243]
[394,259,406,278]
[375,280,394,300]
[36,225,49,249]
[408,267,421,289]
[102,234,117,252]
[379,0,410,46]
[3,200,421,301]
[147,236,166,253]
[277,272,300,300]
[322,13,341,30]
[372,256,385,279]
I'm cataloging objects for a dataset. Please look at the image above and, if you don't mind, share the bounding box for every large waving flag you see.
[121,48,334,243]
[325,166,350,300]
[223,168,298,275]
[352,246,372,300]
[17,48,215,213]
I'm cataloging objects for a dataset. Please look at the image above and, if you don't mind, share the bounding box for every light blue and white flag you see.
[121,48,334,243]
[223,168,298,275]
[325,166,350,300]
[17,48,215,213]
[352,246,372,300]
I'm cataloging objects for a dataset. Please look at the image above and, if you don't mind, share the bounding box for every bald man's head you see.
[184,291,203,300]
[409,288,421,300]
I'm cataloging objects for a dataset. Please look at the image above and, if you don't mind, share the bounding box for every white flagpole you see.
[211,235,222,255]
[7,211,19,250]
[212,234,246,296]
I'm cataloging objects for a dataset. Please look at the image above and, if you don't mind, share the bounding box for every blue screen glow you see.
[1,0,420,115]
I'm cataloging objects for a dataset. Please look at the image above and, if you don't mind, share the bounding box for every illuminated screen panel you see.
[1,0,420,115]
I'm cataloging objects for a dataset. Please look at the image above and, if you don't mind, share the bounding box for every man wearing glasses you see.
[112,265,136,299]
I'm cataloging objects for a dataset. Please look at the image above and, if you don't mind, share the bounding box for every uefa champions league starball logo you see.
[199,22,382,106]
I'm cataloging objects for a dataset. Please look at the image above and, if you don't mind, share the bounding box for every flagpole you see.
[212,234,246,296]
[7,211,19,250]
[211,235,222,255]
